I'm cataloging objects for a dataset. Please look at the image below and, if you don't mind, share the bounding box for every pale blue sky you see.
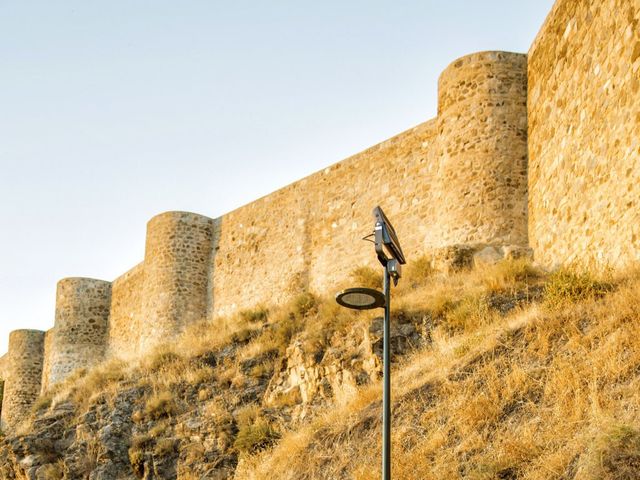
[0,0,555,354]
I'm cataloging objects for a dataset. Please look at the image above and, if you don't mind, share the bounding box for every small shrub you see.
[591,425,640,479]
[235,404,261,427]
[544,268,612,308]
[31,395,52,414]
[128,447,146,478]
[148,420,171,438]
[294,292,318,317]
[204,400,234,426]
[131,410,144,423]
[154,438,179,457]
[145,347,182,372]
[240,307,269,323]
[129,433,152,478]
[268,387,302,408]
[403,255,434,287]
[256,310,305,355]
[37,461,64,480]
[144,391,179,420]
[302,298,357,350]
[234,418,280,454]
[444,294,491,333]
[350,266,383,289]
[184,365,217,385]
[482,258,542,293]
[130,433,153,450]
[232,328,258,343]
[249,359,275,379]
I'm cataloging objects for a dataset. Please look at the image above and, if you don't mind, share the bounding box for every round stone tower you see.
[0,329,45,429]
[139,211,214,352]
[429,51,528,248]
[41,277,112,392]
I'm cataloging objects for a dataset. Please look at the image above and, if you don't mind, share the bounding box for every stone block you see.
[501,245,534,261]
[473,246,504,268]
[430,245,476,273]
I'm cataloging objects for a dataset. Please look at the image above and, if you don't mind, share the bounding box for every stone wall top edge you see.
[0,353,7,378]
[439,50,527,79]
[217,116,438,220]
[528,0,567,56]
[111,262,144,285]
[57,277,112,287]
[147,210,216,226]
[1,329,53,359]
[8,329,46,339]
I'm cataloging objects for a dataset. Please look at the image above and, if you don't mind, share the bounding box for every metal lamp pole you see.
[382,264,391,480]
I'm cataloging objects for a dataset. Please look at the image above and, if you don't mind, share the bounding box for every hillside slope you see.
[1,259,639,480]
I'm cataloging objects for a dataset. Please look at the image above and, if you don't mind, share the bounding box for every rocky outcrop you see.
[264,316,423,423]
[431,244,534,273]
[0,310,427,480]
[0,388,142,480]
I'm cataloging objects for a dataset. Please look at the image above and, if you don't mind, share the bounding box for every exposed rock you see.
[0,296,429,479]
[473,246,504,267]
[264,315,425,424]
[501,245,534,261]
[263,322,380,421]
[431,245,476,272]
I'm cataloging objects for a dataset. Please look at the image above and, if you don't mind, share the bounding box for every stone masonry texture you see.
[139,212,214,353]
[2,0,639,429]
[1,330,45,429]
[432,52,529,247]
[41,278,112,392]
[108,263,144,359]
[0,354,7,382]
[528,0,640,268]
[212,52,528,316]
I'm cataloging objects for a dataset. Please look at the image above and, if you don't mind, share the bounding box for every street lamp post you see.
[335,206,406,480]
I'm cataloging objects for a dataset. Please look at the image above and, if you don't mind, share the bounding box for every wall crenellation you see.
[1,0,638,429]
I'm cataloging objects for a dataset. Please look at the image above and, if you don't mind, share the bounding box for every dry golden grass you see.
[36,460,65,479]
[25,258,640,480]
[144,390,180,420]
[235,265,640,480]
[350,266,384,289]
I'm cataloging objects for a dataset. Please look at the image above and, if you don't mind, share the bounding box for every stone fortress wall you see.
[212,51,529,318]
[528,0,640,269]
[1,0,638,429]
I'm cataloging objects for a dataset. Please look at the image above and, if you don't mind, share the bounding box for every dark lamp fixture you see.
[335,287,386,310]
[373,206,406,267]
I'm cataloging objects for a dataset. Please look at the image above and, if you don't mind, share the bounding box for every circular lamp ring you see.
[335,287,385,310]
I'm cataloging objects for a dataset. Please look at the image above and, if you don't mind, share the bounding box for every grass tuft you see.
[144,391,179,420]
[350,266,383,289]
[591,425,640,479]
[403,255,434,287]
[544,267,612,308]
[240,306,269,323]
[234,419,280,454]
[294,292,318,317]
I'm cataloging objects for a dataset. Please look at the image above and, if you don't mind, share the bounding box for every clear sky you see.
[0,0,555,354]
